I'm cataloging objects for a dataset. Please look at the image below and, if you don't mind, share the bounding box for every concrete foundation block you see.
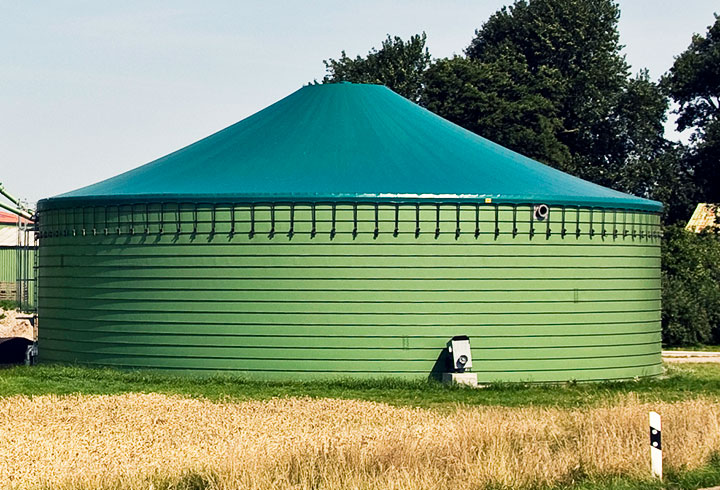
[442,372,478,387]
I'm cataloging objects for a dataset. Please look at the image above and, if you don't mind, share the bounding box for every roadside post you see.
[650,411,662,479]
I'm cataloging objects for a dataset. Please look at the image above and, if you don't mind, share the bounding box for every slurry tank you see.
[36,83,663,381]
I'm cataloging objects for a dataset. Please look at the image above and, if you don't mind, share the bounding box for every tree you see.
[663,15,720,203]
[322,33,431,102]
[423,0,679,213]
[422,56,571,170]
[662,225,720,346]
[319,1,688,220]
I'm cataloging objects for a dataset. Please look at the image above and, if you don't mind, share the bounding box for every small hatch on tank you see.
[447,335,472,372]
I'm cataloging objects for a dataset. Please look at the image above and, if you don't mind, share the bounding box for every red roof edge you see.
[0,209,33,225]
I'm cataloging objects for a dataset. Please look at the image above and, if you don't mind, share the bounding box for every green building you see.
[36,83,662,382]
[0,211,35,307]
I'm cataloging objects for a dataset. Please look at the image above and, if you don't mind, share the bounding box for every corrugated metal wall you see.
[37,203,662,382]
[0,248,16,282]
[0,247,17,302]
[0,247,36,307]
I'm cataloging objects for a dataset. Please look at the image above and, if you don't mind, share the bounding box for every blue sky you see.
[1,1,717,204]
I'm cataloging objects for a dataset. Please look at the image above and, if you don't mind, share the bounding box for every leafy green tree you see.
[425,0,673,200]
[319,1,690,221]
[422,56,571,170]
[322,33,431,102]
[464,0,627,175]
[663,15,720,202]
[662,225,720,346]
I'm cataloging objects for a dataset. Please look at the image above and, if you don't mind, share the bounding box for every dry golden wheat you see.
[0,393,718,489]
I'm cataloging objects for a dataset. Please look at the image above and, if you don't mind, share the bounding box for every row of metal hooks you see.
[38,202,662,240]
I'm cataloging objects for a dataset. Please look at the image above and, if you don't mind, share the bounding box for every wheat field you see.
[0,393,719,489]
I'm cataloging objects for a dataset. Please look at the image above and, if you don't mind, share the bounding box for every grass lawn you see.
[1,362,720,409]
[664,345,720,352]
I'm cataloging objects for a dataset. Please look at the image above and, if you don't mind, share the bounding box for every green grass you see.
[664,344,720,352]
[2,363,720,409]
[550,453,720,490]
[122,453,720,490]
[0,299,19,310]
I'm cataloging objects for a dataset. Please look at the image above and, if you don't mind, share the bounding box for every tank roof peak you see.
[40,83,661,212]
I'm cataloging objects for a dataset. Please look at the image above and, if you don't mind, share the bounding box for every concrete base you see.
[442,372,478,387]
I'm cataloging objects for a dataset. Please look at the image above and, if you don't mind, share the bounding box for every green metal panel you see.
[0,246,35,308]
[0,248,16,282]
[36,203,662,382]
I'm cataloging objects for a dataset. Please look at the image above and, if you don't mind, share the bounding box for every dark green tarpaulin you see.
[39,82,662,212]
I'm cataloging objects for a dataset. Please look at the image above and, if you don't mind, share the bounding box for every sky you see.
[0,1,717,206]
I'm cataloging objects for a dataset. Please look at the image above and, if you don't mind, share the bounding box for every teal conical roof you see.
[40,82,661,211]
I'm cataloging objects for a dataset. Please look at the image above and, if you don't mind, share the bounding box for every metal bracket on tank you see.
[640,213,647,238]
[269,203,276,238]
[352,203,358,238]
[545,207,551,238]
[81,207,87,236]
[494,204,500,238]
[601,209,607,238]
[434,204,440,239]
[103,206,109,235]
[330,203,336,239]
[474,203,480,238]
[192,204,198,235]
[529,205,535,239]
[288,203,295,238]
[454,204,461,239]
[116,205,122,235]
[638,213,645,240]
[575,206,581,238]
[394,204,399,237]
[589,208,595,238]
[373,203,379,238]
[613,209,618,239]
[62,208,68,236]
[129,204,135,235]
[86,206,92,236]
[623,210,628,238]
[210,204,216,235]
[176,204,182,235]
[415,203,421,238]
[144,203,150,234]
[561,206,566,237]
[311,203,317,238]
[512,205,518,238]
[249,203,255,238]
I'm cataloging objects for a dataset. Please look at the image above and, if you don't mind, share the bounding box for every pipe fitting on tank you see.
[534,204,549,221]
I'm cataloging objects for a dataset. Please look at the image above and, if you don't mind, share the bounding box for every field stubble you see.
[0,393,719,489]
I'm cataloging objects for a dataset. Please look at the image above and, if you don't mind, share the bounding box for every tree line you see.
[320,0,720,346]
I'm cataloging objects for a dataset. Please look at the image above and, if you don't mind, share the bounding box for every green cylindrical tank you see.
[36,83,662,382]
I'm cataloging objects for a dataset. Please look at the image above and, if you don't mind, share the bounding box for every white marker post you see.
[649,411,662,479]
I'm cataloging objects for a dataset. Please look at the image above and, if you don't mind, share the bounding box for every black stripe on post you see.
[650,428,662,450]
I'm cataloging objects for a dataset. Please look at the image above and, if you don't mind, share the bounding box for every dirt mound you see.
[0,308,34,341]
